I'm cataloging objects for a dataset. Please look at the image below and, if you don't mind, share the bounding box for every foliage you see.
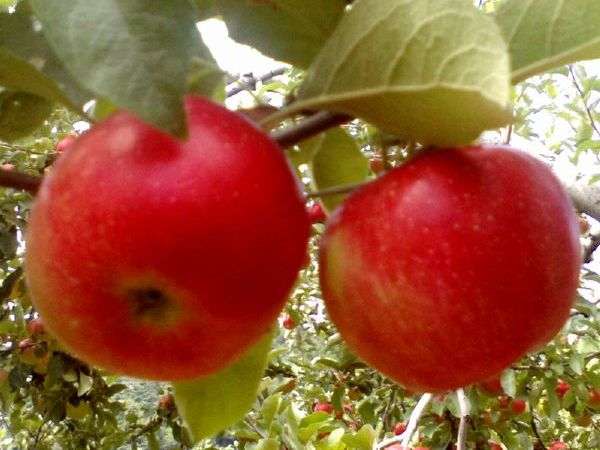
[0,0,599,449]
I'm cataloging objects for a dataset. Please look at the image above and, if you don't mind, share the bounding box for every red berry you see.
[56,134,77,154]
[307,203,327,224]
[27,318,45,336]
[497,395,510,409]
[158,393,175,411]
[588,388,600,406]
[393,422,407,435]
[479,376,503,395]
[313,402,333,414]
[548,441,568,450]
[282,315,296,330]
[555,379,570,398]
[510,399,527,415]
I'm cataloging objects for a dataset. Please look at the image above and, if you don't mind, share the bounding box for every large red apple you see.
[319,146,580,392]
[25,96,310,380]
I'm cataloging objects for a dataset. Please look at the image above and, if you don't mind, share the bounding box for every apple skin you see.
[548,442,568,450]
[25,96,310,381]
[55,134,77,154]
[319,146,580,392]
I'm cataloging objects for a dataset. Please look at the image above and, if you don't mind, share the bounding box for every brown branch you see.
[568,65,600,138]
[270,111,351,149]
[584,233,600,264]
[0,168,42,194]
[226,67,287,97]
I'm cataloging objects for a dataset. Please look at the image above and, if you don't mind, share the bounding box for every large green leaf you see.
[309,128,370,212]
[30,0,203,136]
[286,0,511,146]
[495,0,600,84]
[0,5,89,108]
[0,91,53,142]
[173,331,274,441]
[210,0,346,68]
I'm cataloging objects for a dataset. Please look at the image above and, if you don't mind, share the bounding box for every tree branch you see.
[456,389,470,450]
[569,65,600,139]
[270,111,352,149]
[376,392,433,450]
[0,167,42,194]
[226,67,287,98]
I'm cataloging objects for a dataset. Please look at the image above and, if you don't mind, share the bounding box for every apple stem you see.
[375,392,433,450]
[456,388,471,450]
[226,67,287,98]
[270,111,351,149]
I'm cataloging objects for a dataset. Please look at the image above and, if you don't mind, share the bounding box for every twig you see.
[376,393,433,450]
[584,233,600,263]
[0,168,42,194]
[530,415,547,450]
[306,181,366,199]
[456,389,470,450]
[568,65,600,138]
[270,111,351,149]
[226,67,287,97]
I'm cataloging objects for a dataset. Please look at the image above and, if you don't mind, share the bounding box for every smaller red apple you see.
[489,442,503,450]
[555,379,570,399]
[27,318,45,336]
[510,399,527,415]
[282,315,296,330]
[1,163,15,171]
[307,203,326,224]
[55,134,77,154]
[313,402,333,414]
[393,422,407,435]
[479,376,503,395]
[548,441,568,450]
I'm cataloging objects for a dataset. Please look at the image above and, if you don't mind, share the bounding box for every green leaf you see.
[211,0,346,68]
[287,0,511,146]
[173,331,273,441]
[309,128,370,212]
[495,0,600,84]
[30,0,203,136]
[187,39,225,100]
[252,438,279,450]
[0,91,53,142]
[0,5,90,108]
[342,425,376,450]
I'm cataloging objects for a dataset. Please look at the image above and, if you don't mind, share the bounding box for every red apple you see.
[588,388,600,407]
[282,314,296,330]
[393,422,407,435]
[25,96,310,380]
[319,146,580,392]
[555,379,570,398]
[1,163,15,171]
[307,202,327,223]
[548,441,568,450]
[489,442,502,450]
[56,134,77,154]
[497,395,510,409]
[313,402,333,414]
[510,399,527,415]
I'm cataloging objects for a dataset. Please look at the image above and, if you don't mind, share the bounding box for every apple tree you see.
[1,0,600,449]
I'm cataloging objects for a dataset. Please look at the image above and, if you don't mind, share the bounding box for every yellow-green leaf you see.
[310,128,370,213]
[288,0,511,146]
[212,0,346,68]
[495,0,600,84]
[173,331,273,441]
[0,91,53,142]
